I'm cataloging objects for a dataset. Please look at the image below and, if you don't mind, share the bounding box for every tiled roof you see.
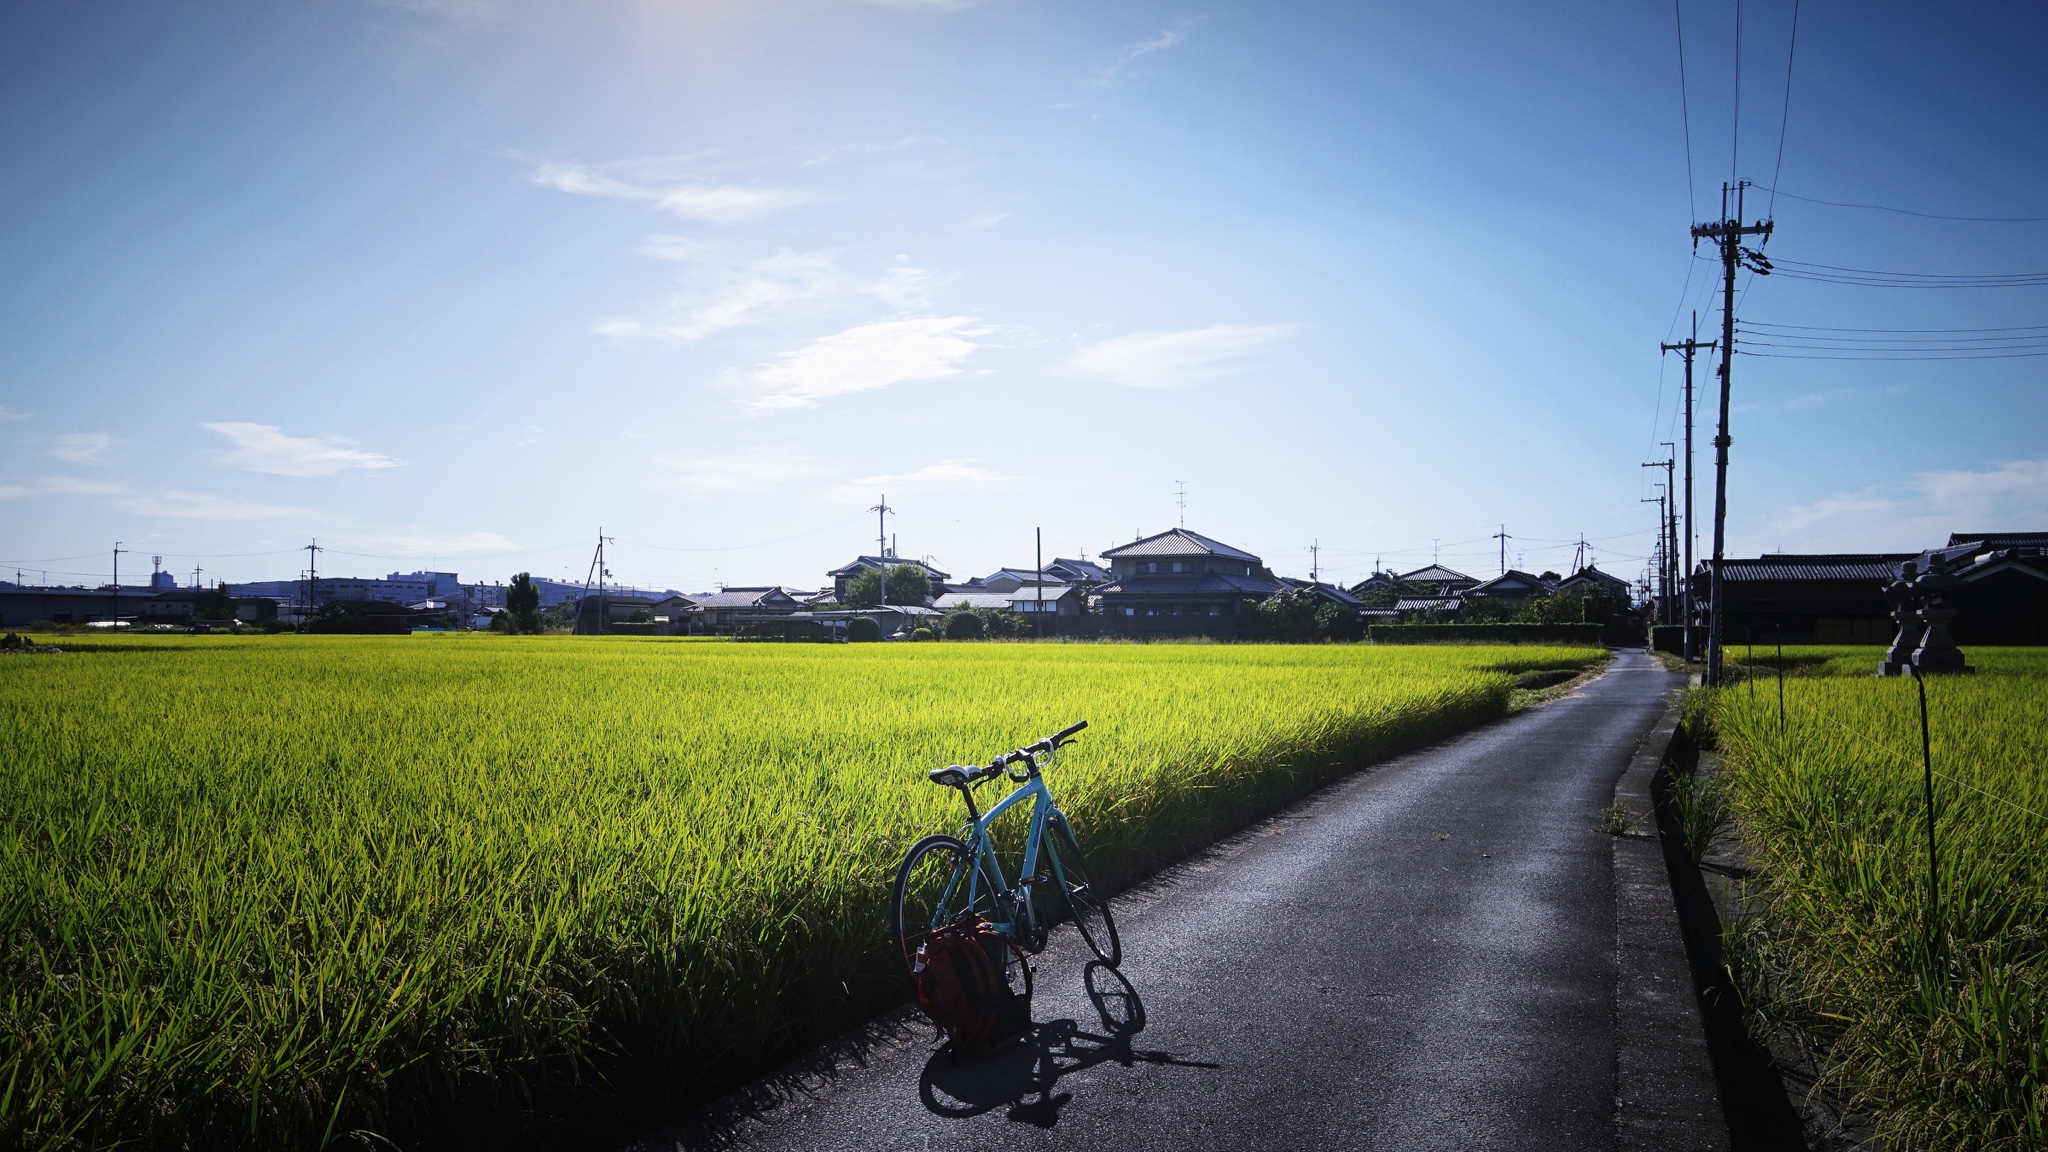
[1467,570,1554,597]
[1048,557,1111,582]
[692,587,798,609]
[1284,578,1365,607]
[826,555,953,579]
[1707,554,1916,582]
[1949,532,2048,549]
[1100,529,1261,563]
[1394,596,1462,611]
[1398,564,1474,584]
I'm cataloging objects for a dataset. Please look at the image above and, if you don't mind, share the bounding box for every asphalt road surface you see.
[634,650,1682,1152]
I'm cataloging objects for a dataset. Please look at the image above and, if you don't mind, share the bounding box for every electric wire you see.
[1765,0,1799,219]
[1674,0,1697,223]
[1751,184,2048,223]
[1731,0,1743,188]
[1766,258,2048,287]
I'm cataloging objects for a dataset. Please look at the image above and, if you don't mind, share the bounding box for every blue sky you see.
[2,0,2044,593]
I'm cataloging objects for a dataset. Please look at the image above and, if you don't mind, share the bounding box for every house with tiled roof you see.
[826,555,951,600]
[1464,569,1557,604]
[1096,528,1285,637]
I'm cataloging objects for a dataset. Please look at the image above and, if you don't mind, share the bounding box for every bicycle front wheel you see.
[890,834,999,980]
[1043,814,1121,968]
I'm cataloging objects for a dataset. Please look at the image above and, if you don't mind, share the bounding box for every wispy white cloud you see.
[963,210,1009,232]
[650,450,831,493]
[50,432,114,464]
[0,476,308,521]
[515,425,543,448]
[827,459,1010,502]
[202,422,402,477]
[1092,18,1200,85]
[530,161,818,224]
[1768,457,2048,550]
[1064,323,1300,389]
[1783,389,1850,411]
[655,185,819,224]
[0,405,29,421]
[744,316,989,410]
[601,251,945,342]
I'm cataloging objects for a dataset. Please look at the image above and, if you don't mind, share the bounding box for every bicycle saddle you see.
[927,766,971,787]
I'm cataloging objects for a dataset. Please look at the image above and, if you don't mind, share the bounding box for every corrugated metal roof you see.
[1710,554,1916,582]
[692,588,798,609]
[1100,529,1261,563]
[1394,596,1462,611]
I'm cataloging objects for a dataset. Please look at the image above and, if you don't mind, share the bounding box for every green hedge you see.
[1369,623,1606,646]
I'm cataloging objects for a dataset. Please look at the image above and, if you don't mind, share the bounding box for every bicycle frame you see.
[941,771,1067,944]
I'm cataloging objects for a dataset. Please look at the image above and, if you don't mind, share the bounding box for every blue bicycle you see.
[890,721,1122,978]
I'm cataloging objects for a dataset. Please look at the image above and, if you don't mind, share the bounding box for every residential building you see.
[1096,528,1286,637]
[1555,565,1631,600]
[933,584,1085,618]
[690,586,804,633]
[826,555,951,600]
[1464,570,1558,605]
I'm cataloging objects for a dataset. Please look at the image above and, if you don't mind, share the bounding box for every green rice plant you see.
[1707,646,2048,1151]
[0,636,1603,1149]
[1666,767,1732,863]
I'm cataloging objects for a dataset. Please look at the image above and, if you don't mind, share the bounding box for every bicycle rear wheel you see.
[890,834,1000,980]
[1043,813,1121,968]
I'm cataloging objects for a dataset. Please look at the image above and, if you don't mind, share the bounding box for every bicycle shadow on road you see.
[917,961,1221,1128]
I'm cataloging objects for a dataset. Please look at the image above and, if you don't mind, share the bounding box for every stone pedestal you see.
[1910,606,1975,675]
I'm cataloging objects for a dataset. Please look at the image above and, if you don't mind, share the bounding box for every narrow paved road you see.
[634,650,1681,1152]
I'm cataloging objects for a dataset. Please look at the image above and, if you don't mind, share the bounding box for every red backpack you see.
[913,914,1033,1056]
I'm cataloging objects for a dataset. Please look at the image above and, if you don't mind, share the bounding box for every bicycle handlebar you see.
[928,721,1090,789]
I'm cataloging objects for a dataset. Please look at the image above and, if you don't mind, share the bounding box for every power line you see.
[1751,184,2048,224]
[1730,0,1743,188]
[1765,0,1800,219]
[1742,348,2048,361]
[1673,0,1696,223]
[1765,257,2048,287]
[1741,320,2048,334]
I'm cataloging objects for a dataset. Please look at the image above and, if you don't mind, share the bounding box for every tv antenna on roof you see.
[1174,481,1187,528]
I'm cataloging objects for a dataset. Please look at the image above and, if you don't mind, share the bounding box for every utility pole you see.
[1492,525,1511,575]
[1036,526,1045,639]
[191,564,203,590]
[1663,316,1717,662]
[1642,455,1675,622]
[1309,540,1319,583]
[1692,180,1774,686]
[579,528,612,634]
[302,538,324,617]
[1642,490,1668,623]
[869,495,892,558]
[1658,444,1678,626]
[111,542,127,625]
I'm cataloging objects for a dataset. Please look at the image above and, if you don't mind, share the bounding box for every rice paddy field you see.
[1704,646,2048,1151]
[0,635,1603,1151]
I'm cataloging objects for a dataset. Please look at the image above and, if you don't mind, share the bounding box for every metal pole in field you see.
[111,542,126,625]
[1693,180,1773,687]
[1912,667,1940,957]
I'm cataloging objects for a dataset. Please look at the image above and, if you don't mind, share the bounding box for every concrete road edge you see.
[1611,695,1729,1150]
